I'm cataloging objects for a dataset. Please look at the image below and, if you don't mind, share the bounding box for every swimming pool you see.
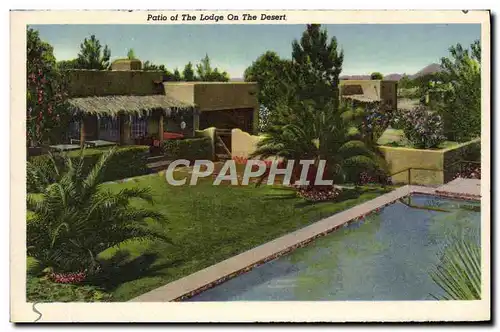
[186,194,481,301]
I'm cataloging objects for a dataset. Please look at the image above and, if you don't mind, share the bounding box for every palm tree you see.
[430,232,481,300]
[250,100,381,186]
[27,147,168,277]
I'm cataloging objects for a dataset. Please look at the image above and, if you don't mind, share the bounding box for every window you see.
[99,117,120,142]
[131,116,147,139]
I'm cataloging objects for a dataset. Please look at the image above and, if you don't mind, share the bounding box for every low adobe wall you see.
[231,128,264,159]
[379,138,481,186]
[230,128,480,186]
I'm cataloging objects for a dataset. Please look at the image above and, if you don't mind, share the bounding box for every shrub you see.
[27,275,112,302]
[397,106,446,149]
[27,147,168,276]
[27,145,150,192]
[162,137,213,161]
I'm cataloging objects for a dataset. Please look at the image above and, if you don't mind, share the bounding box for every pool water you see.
[186,194,481,301]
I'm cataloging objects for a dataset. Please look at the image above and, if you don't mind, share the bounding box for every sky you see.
[30,24,481,77]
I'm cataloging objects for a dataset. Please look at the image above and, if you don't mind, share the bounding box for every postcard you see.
[11,9,491,323]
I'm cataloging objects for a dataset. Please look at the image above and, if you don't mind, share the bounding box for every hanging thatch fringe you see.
[67,95,195,116]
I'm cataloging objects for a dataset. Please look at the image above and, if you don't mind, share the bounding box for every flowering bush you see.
[295,185,342,202]
[397,106,446,149]
[453,164,481,180]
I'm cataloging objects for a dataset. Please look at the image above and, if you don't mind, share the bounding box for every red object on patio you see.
[163,132,184,140]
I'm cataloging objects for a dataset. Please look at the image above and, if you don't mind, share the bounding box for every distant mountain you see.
[230,77,245,82]
[409,63,443,79]
[340,63,443,82]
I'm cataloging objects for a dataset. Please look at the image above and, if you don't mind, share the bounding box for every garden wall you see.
[195,127,216,160]
[231,128,265,159]
[378,138,481,186]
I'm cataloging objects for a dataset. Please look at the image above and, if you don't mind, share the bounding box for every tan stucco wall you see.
[231,128,265,159]
[195,127,216,160]
[66,70,164,97]
[162,83,196,105]
[378,146,445,185]
[194,83,259,111]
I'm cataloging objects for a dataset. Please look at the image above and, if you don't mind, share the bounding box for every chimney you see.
[111,59,142,71]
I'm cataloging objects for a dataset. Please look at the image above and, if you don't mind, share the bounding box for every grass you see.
[27,174,392,302]
[377,128,459,150]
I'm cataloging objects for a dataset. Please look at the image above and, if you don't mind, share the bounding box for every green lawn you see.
[28,174,393,302]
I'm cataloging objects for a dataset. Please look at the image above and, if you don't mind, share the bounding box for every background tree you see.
[244,51,295,132]
[56,59,78,70]
[75,35,111,70]
[196,54,230,82]
[27,28,70,147]
[172,68,182,81]
[142,60,166,72]
[370,72,384,80]
[127,48,137,60]
[182,61,197,81]
[291,24,344,112]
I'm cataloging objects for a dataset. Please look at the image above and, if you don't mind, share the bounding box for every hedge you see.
[162,137,213,161]
[27,145,150,192]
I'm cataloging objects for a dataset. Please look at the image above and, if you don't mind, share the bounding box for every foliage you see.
[196,54,230,82]
[27,275,112,302]
[182,62,197,81]
[142,60,166,72]
[396,106,446,149]
[76,35,111,70]
[370,72,384,80]
[162,137,213,161]
[127,48,137,60]
[244,51,295,131]
[27,146,150,192]
[27,28,71,147]
[172,69,182,81]
[431,40,481,142]
[430,232,481,300]
[250,100,381,185]
[26,147,168,276]
[291,24,344,111]
[56,59,79,70]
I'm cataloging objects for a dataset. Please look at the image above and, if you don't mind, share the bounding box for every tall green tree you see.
[433,40,481,141]
[27,28,70,146]
[291,24,344,111]
[127,48,137,60]
[182,61,197,81]
[75,35,111,70]
[370,72,384,80]
[244,51,295,132]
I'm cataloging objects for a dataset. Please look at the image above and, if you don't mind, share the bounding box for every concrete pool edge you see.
[129,185,479,302]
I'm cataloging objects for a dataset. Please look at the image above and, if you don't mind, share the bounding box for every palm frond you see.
[430,233,481,300]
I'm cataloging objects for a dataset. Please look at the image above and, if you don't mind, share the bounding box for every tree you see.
[56,59,78,70]
[244,51,295,132]
[27,147,168,278]
[432,40,481,141]
[127,48,137,60]
[143,60,166,72]
[291,24,344,111]
[370,72,384,80]
[196,54,230,82]
[182,61,197,81]
[27,28,70,147]
[75,35,111,70]
[172,68,182,81]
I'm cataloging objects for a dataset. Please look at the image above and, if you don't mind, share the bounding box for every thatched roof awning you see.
[67,95,195,116]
